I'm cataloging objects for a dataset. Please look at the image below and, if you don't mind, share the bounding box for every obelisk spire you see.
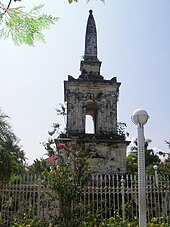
[80,10,102,80]
[84,10,97,60]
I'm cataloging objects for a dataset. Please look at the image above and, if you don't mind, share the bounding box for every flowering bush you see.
[58,143,66,149]
[44,139,94,227]
[158,161,170,176]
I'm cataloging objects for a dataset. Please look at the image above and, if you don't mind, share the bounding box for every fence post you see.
[121,176,125,220]
[37,179,41,218]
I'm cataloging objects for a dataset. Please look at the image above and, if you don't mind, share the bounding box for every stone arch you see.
[85,101,98,134]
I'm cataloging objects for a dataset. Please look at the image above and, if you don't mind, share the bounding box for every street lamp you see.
[132,109,149,227]
[153,165,158,187]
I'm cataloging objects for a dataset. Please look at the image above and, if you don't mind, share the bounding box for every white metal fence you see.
[0,174,170,226]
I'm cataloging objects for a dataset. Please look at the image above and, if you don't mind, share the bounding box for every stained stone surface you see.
[84,10,97,59]
[61,10,129,174]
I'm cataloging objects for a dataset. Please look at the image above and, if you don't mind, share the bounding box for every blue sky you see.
[1,0,170,163]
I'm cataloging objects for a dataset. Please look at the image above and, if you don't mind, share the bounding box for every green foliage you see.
[147,217,170,227]
[11,213,52,227]
[128,138,170,176]
[145,149,160,167]
[56,103,67,117]
[56,103,67,126]
[31,158,49,175]
[0,3,57,46]
[158,161,170,176]
[128,138,162,175]
[79,214,170,226]
[68,0,78,3]
[0,108,15,141]
[8,214,170,227]
[0,147,11,182]
[45,141,93,227]
[0,0,105,45]
[0,109,26,183]
[165,138,170,149]
[4,209,170,227]
[41,120,95,226]
[126,153,138,175]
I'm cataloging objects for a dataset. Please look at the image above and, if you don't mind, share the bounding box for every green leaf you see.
[0,4,58,46]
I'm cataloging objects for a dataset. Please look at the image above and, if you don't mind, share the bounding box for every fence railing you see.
[0,174,170,226]
[82,174,170,223]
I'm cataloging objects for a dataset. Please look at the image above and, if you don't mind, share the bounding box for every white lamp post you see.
[132,109,149,227]
[153,165,158,187]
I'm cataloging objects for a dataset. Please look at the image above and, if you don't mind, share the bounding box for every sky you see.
[1,0,170,164]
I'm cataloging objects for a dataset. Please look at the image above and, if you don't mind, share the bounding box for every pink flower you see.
[163,162,168,167]
[76,150,81,155]
[58,143,65,149]
[167,169,170,173]
[71,143,77,147]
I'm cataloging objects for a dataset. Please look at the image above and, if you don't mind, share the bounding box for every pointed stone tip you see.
[89,10,93,14]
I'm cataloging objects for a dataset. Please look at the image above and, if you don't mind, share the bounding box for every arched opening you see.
[85,115,94,134]
[85,101,97,134]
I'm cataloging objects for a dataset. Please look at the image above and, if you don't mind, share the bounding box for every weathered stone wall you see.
[64,76,129,174]
[64,78,120,136]
[79,139,128,174]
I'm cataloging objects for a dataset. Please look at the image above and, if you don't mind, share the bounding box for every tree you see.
[30,158,50,175]
[39,121,95,226]
[126,153,137,175]
[157,141,170,175]
[0,109,26,182]
[0,109,15,141]
[0,0,104,46]
[127,138,161,175]
[129,138,170,175]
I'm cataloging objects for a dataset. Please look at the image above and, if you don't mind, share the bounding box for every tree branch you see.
[4,0,12,13]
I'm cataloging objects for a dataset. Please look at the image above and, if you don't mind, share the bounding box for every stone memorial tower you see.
[63,10,129,174]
